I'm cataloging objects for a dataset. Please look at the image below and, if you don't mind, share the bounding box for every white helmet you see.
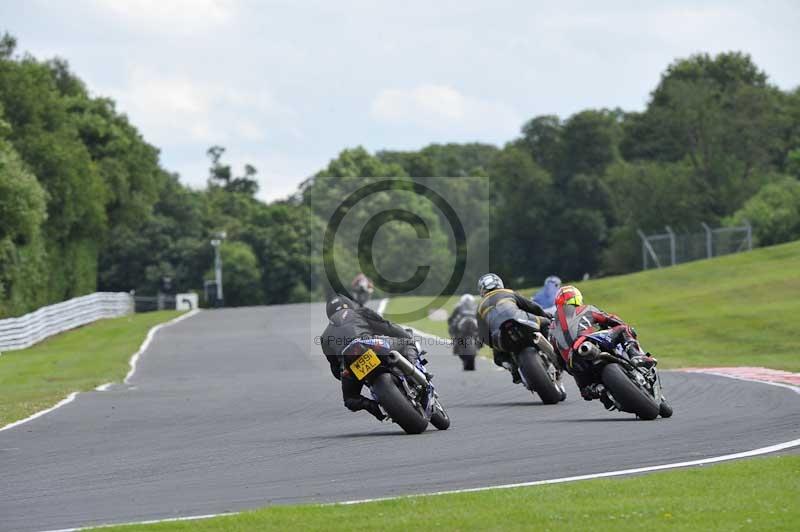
[477,273,504,296]
[458,294,476,308]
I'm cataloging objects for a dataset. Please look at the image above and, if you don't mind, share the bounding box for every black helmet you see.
[326,294,356,319]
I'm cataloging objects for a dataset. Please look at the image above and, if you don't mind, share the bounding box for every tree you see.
[601,160,706,273]
[620,52,786,218]
[559,110,620,181]
[219,241,263,306]
[487,145,554,283]
[0,134,49,316]
[0,32,15,59]
[207,145,259,195]
[727,177,800,246]
[518,115,562,175]
[0,50,108,302]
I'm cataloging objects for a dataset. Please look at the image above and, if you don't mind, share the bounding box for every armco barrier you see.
[0,292,133,352]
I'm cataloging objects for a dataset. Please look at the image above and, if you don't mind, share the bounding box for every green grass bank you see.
[386,240,800,371]
[0,310,181,426]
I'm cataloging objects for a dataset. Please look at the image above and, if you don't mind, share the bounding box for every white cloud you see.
[173,149,318,203]
[370,84,518,136]
[103,68,294,147]
[90,0,237,33]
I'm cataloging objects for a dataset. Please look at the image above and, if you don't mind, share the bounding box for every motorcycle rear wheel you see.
[371,372,428,434]
[460,356,476,371]
[601,363,660,420]
[517,347,562,404]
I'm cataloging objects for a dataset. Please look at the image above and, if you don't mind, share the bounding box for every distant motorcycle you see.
[575,331,673,420]
[452,314,479,371]
[497,317,566,404]
[342,337,450,434]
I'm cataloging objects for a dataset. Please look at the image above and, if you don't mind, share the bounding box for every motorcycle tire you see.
[430,401,451,430]
[601,363,660,420]
[517,347,562,404]
[460,355,476,371]
[371,372,428,434]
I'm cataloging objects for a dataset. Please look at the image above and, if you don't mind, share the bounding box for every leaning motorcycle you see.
[452,314,479,371]
[342,337,450,434]
[574,330,673,420]
[497,317,566,404]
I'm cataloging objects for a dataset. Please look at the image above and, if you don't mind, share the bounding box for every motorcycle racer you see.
[549,285,656,405]
[319,294,418,420]
[475,273,553,383]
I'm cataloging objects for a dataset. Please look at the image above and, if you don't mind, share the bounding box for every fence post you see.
[637,229,662,269]
[701,222,713,259]
[745,220,753,251]
[664,226,677,266]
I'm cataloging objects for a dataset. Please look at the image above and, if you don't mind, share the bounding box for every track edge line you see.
[0,309,200,434]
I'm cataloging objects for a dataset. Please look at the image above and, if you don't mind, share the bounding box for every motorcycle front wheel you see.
[371,372,428,434]
[430,400,451,430]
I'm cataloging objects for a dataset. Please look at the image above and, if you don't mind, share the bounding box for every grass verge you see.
[96,455,800,531]
[385,240,800,371]
[0,310,181,426]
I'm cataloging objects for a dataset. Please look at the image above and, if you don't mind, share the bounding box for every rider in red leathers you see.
[549,285,656,406]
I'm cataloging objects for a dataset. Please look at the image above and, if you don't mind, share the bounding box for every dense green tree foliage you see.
[727,177,800,246]
[0,119,49,316]
[1,37,797,316]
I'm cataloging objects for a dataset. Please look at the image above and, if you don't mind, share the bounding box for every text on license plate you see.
[350,349,381,380]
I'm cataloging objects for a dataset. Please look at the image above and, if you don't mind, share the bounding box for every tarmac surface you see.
[1,304,799,531]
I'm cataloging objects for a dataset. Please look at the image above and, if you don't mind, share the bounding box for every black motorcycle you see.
[575,330,673,420]
[452,314,479,371]
[342,337,450,434]
[497,317,566,404]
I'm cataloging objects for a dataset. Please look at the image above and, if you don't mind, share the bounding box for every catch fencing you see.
[0,292,133,352]
[637,223,752,270]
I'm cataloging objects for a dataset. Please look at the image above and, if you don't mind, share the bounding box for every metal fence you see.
[0,292,133,352]
[637,223,753,270]
[133,295,176,313]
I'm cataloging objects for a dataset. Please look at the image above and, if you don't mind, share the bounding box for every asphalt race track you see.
[2,304,799,531]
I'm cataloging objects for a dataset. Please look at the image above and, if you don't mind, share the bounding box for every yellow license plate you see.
[350,349,381,380]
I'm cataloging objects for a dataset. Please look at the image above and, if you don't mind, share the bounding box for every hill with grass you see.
[385,240,800,371]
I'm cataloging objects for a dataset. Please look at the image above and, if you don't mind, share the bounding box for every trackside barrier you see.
[0,292,133,352]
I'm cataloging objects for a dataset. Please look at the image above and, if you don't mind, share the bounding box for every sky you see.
[2,0,799,203]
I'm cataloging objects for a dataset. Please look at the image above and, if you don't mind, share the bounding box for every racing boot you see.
[625,343,657,369]
[581,384,615,410]
[344,396,387,421]
[502,361,522,384]
[362,399,387,421]
[580,383,603,401]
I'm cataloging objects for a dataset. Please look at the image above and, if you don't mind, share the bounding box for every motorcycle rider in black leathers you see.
[320,294,419,420]
[475,273,554,383]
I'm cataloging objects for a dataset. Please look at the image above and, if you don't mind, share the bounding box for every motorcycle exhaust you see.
[387,351,429,387]
[577,342,600,358]
[532,332,557,359]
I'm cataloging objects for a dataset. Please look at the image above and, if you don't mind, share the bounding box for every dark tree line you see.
[1,33,798,317]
